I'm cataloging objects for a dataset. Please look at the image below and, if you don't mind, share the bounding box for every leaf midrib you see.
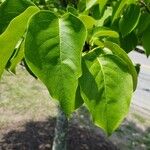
[58,18,65,102]
[58,17,74,112]
[97,57,109,132]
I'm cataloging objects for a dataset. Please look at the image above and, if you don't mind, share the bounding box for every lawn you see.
[0,65,150,150]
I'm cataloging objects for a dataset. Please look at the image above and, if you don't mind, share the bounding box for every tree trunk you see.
[52,107,68,150]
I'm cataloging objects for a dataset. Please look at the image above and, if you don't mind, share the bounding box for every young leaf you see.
[98,0,108,15]
[79,15,96,29]
[104,41,137,91]
[0,6,39,79]
[67,6,78,16]
[25,11,86,116]
[9,40,25,73]
[86,0,97,10]
[79,49,133,135]
[119,4,141,37]
[90,27,119,46]
[92,27,119,39]
[112,0,128,23]
[0,0,34,34]
[78,0,99,12]
[78,0,86,12]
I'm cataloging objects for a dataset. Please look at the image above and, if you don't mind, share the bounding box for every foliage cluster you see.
[0,0,150,135]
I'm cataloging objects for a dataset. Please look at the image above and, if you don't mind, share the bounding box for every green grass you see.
[0,65,150,150]
[132,113,146,124]
[0,66,57,128]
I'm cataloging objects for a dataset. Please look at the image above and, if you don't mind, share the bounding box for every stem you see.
[52,107,68,150]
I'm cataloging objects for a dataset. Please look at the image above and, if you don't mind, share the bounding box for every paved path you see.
[129,51,150,116]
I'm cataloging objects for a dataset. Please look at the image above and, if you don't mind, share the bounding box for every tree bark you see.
[52,107,68,150]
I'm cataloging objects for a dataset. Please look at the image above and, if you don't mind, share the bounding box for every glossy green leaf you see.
[67,6,78,16]
[78,0,86,12]
[78,0,98,12]
[23,59,37,79]
[142,25,150,56]
[112,0,127,23]
[98,0,108,14]
[104,41,137,91]
[137,12,150,35]
[91,38,104,47]
[92,27,119,38]
[97,7,112,26]
[86,0,97,10]
[88,0,108,19]
[0,6,39,78]
[79,15,96,29]
[0,0,34,34]
[119,4,141,37]
[120,32,138,53]
[9,40,25,73]
[25,11,86,115]
[79,49,133,135]
[112,0,136,23]
[90,4,101,20]
[75,85,84,109]
[90,27,119,46]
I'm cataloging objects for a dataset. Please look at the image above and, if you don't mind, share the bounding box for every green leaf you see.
[136,12,150,35]
[90,27,119,47]
[98,0,108,15]
[92,27,119,38]
[142,25,150,56]
[79,48,133,135]
[90,27,119,46]
[25,11,86,115]
[88,0,108,20]
[104,41,137,91]
[120,32,138,53]
[75,85,84,109]
[0,0,34,34]
[0,6,39,79]
[91,38,104,47]
[67,6,78,16]
[9,40,25,73]
[90,4,101,20]
[112,0,136,23]
[78,0,98,12]
[97,7,112,26]
[78,0,86,12]
[112,0,127,23]
[79,15,96,29]
[86,0,97,10]
[119,4,141,37]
